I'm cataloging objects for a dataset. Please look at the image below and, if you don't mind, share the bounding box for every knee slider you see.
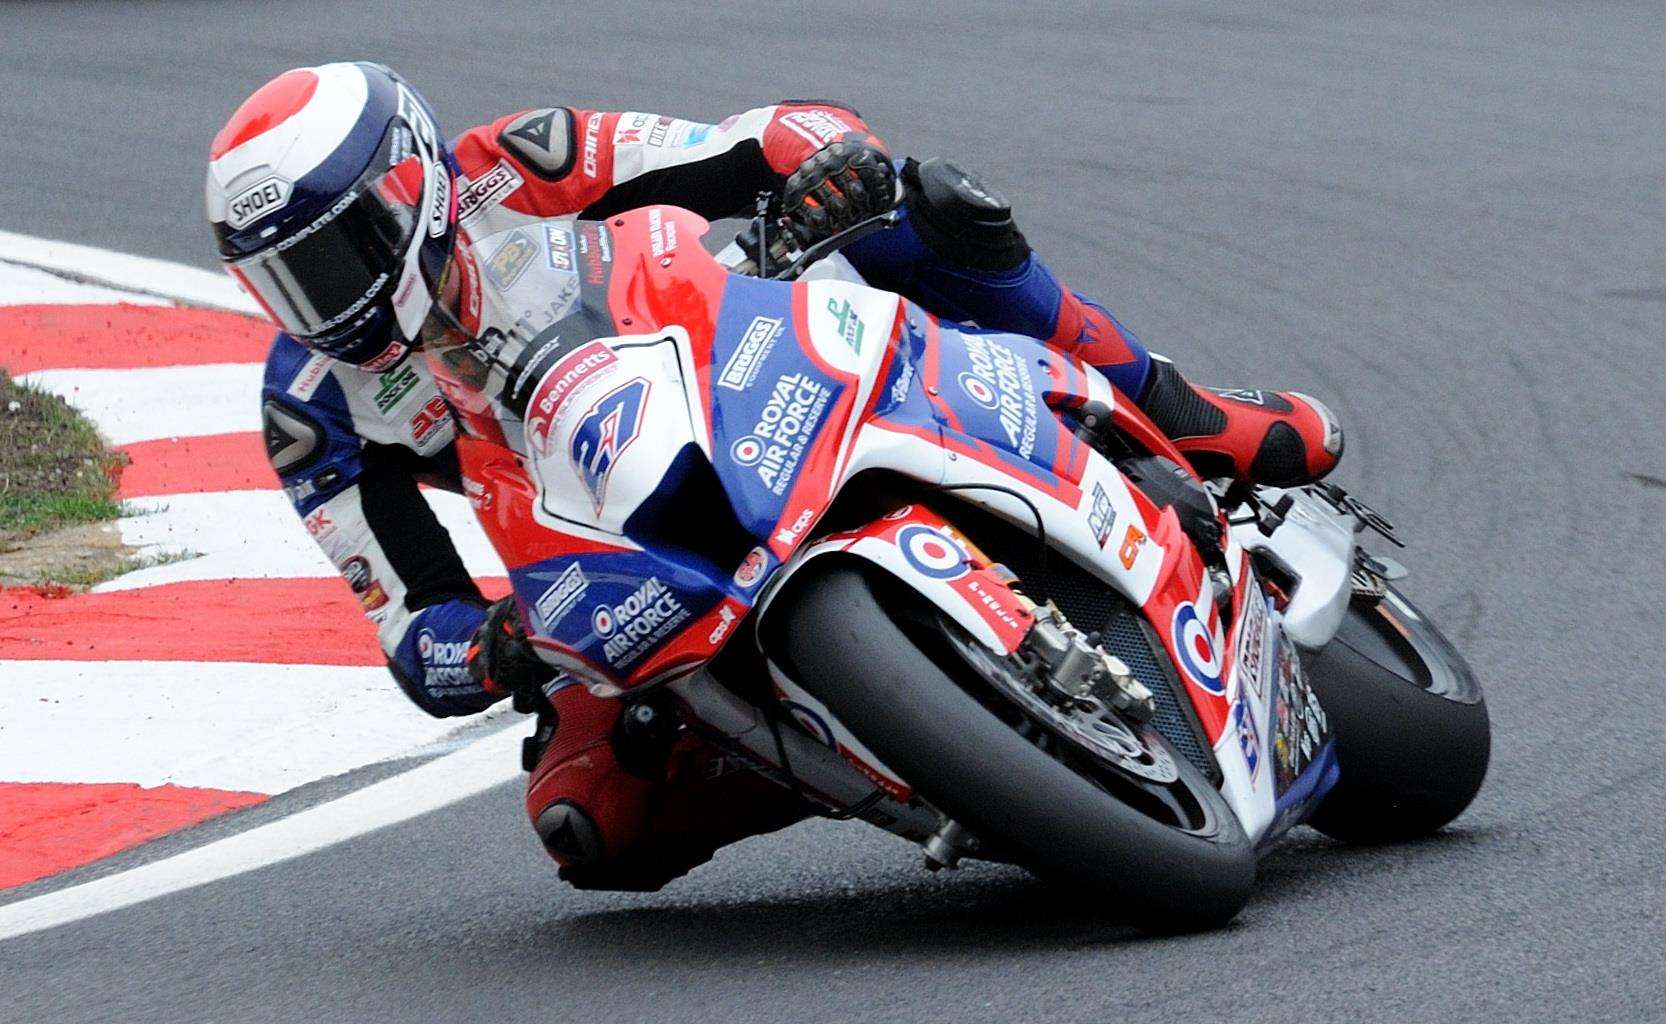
[534,800,605,866]
[902,157,1030,272]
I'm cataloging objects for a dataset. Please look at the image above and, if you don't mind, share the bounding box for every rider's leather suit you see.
[259,100,1317,888]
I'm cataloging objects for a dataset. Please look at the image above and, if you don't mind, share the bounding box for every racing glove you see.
[468,596,551,702]
[781,133,899,248]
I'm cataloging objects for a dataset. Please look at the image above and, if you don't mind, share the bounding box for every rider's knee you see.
[901,157,1031,272]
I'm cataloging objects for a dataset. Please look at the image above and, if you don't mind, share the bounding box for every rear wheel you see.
[1305,585,1491,842]
[776,563,1255,932]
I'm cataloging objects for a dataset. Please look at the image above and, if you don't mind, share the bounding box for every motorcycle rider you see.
[209,62,1342,890]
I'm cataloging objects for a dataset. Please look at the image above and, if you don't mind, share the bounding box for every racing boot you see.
[1135,357,1343,486]
[525,684,806,892]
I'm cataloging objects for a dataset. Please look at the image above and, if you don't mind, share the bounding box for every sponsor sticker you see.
[287,352,332,401]
[958,334,1038,459]
[303,506,334,541]
[409,395,452,450]
[457,159,524,224]
[534,562,589,631]
[417,627,471,690]
[591,576,690,667]
[1273,638,1330,790]
[485,230,537,290]
[612,112,652,146]
[226,175,291,230]
[1234,699,1262,782]
[370,363,420,414]
[359,580,389,614]
[578,223,612,284]
[1172,601,1225,696]
[544,225,574,271]
[647,207,678,258]
[1088,482,1117,547]
[1119,523,1146,569]
[361,342,409,373]
[888,360,915,406]
[716,315,783,392]
[733,547,769,589]
[525,341,620,455]
[582,112,602,176]
[342,556,372,594]
[897,524,969,581]
[774,507,814,547]
[426,163,450,238]
[730,372,831,495]
[570,378,650,512]
[780,109,853,147]
[707,604,738,645]
[824,297,866,353]
[1236,591,1269,700]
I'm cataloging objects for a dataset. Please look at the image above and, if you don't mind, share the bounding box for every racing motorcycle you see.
[439,200,1491,933]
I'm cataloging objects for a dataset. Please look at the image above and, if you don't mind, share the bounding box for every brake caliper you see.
[1021,604,1157,723]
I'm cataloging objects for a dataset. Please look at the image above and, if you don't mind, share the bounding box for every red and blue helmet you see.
[206,62,457,368]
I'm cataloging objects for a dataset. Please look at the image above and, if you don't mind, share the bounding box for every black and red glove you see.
[468,596,549,701]
[780,133,899,248]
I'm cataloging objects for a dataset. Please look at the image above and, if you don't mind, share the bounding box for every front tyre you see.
[776,564,1255,932]
[1305,585,1491,842]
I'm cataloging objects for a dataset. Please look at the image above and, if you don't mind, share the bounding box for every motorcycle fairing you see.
[765,503,1037,657]
[459,204,1335,843]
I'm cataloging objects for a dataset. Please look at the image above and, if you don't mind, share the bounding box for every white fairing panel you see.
[523,330,700,535]
[1229,488,1357,650]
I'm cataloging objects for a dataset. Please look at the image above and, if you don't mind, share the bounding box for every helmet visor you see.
[230,124,428,339]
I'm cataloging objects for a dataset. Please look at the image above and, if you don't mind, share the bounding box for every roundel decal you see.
[1172,601,1224,696]
[730,435,764,466]
[591,604,616,637]
[896,524,969,581]
[957,371,999,410]
[782,701,837,749]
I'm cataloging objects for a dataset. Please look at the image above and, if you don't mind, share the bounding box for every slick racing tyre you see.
[775,563,1255,933]
[1304,585,1491,843]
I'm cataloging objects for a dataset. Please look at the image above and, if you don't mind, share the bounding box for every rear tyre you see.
[1305,586,1491,842]
[776,564,1255,932]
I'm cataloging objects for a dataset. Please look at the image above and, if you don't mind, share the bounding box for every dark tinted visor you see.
[231,124,426,339]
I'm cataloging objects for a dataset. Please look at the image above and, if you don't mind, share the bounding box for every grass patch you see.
[0,370,126,541]
[32,548,197,589]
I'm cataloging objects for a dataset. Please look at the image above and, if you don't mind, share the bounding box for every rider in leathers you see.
[211,63,1343,890]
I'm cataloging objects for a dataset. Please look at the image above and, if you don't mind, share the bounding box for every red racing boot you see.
[525,684,806,892]
[1134,357,1344,486]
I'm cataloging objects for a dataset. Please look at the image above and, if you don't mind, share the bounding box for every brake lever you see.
[1315,483,1405,548]
[768,208,904,281]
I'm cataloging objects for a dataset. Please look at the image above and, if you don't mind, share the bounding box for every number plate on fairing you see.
[522,331,699,534]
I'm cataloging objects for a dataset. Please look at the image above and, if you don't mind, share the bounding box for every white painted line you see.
[97,489,507,590]
[0,229,257,314]
[0,722,524,942]
[0,263,171,307]
[19,363,265,444]
[0,660,500,793]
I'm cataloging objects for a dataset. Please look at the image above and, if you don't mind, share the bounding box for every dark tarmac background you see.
[1,2,1662,1021]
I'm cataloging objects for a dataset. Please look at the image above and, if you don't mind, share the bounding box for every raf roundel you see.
[897,524,970,581]
[730,435,764,466]
[591,605,616,637]
[1172,601,1225,696]
[958,371,999,410]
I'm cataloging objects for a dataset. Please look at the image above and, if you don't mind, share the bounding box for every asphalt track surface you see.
[3,2,1664,1021]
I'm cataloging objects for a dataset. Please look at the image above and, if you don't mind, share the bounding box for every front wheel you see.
[1304,585,1491,842]
[775,564,1255,932]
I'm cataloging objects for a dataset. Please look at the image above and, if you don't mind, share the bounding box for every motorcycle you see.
[441,202,1490,932]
